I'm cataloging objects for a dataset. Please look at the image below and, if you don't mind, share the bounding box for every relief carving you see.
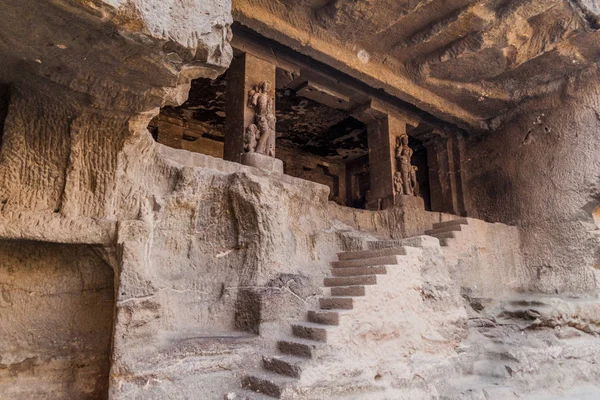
[245,81,276,157]
[394,134,418,196]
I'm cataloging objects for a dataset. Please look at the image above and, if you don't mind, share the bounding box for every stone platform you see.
[366,193,425,211]
[241,152,284,173]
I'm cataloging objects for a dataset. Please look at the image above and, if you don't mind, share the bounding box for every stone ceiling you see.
[233,0,600,132]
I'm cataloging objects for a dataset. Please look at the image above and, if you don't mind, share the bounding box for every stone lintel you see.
[295,81,352,111]
[351,99,419,127]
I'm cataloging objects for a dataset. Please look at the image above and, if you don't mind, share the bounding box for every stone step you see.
[278,338,326,358]
[263,355,305,378]
[232,389,275,400]
[331,255,400,269]
[242,372,295,398]
[337,246,417,261]
[307,309,347,325]
[324,275,377,287]
[292,322,330,342]
[432,218,468,230]
[331,265,387,277]
[367,238,432,251]
[425,224,463,236]
[428,231,460,240]
[330,285,365,297]
[320,296,353,310]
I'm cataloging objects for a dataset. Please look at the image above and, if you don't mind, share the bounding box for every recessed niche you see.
[0,240,115,400]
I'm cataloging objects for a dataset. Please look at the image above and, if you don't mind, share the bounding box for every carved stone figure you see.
[244,124,260,153]
[395,134,416,196]
[247,81,276,157]
[410,165,419,196]
[365,189,373,204]
[393,171,403,195]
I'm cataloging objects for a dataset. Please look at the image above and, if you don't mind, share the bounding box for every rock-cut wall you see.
[464,66,600,294]
[0,241,115,400]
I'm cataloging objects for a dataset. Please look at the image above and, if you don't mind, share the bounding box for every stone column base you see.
[367,194,425,211]
[391,194,425,209]
[241,152,284,173]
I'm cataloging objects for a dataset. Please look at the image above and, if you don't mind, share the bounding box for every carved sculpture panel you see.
[245,81,276,157]
[394,134,418,197]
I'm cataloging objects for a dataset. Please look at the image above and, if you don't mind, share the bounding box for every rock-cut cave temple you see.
[1,1,600,399]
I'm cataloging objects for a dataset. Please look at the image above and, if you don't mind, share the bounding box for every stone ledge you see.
[0,212,117,244]
[241,152,284,173]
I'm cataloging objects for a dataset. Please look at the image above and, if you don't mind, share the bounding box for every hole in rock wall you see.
[0,84,10,151]
[0,240,115,400]
[149,66,370,208]
[346,155,370,209]
[148,73,227,157]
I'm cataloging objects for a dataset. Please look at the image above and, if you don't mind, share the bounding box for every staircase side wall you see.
[444,219,526,297]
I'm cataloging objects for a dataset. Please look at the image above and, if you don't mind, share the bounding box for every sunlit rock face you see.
[0,0,232,219]
[1,0,600,399]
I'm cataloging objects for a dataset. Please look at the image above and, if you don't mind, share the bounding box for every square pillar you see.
[224,53,276,164]
[426,133,474,217]
[426,136,454,213]
[366,115,406,210]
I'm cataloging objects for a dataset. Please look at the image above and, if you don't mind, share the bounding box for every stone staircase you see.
[234,244,423,399]
[424,217,469,247]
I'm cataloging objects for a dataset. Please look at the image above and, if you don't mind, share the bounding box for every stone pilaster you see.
[426,132,473,216]
[366,115,407,210]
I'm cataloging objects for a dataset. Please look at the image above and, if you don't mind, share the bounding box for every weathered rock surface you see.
[233,0,600,131]
[0,0,232,221]
[0,1,235,398]
[0,241,114,399]
[1,0,600,399]
[440,294,600,399]
[465,66,600,294]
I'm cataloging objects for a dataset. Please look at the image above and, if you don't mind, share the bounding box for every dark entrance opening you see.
[275,75,368,206]
[149,65,369,208]
[408,135,431,211]
[149,73,227,157]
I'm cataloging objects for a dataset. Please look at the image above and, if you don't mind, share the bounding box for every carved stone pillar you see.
[426,136,451,213]
[366,115,406,210]
[224,52,281,172]
[426,132,474,216]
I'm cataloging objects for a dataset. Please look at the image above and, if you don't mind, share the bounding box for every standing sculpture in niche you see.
[245,81,276,157]
[394,134,418,196]
[410,165,419,196]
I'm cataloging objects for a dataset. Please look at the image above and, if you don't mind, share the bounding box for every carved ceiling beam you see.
[230,23,470,136]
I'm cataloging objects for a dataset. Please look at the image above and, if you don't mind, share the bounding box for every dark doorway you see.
[149,73,227,158]
[409,136,431,211]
